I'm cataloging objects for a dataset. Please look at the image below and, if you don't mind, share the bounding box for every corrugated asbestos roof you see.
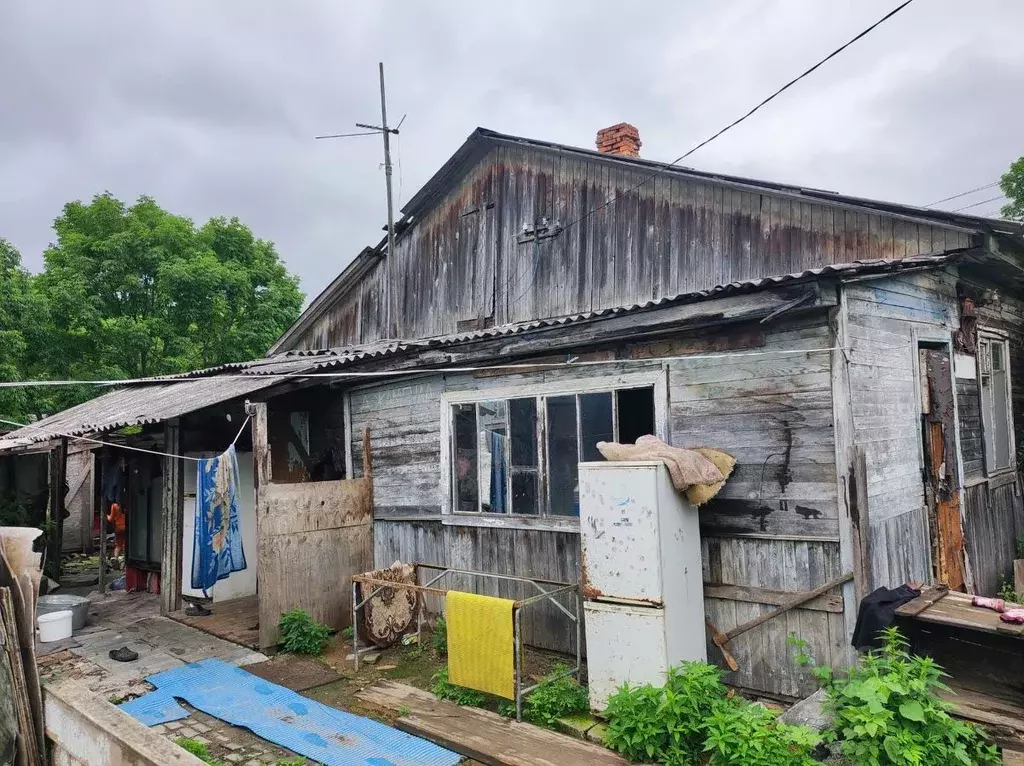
[0,374,287,452]
[0,253,957,453]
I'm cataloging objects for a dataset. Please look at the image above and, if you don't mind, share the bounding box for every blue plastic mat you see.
[120,658,460,766]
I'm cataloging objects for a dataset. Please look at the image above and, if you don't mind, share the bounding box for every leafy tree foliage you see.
[1000,156,1024,221]
[1,193,303,422]
[0,239,48,423]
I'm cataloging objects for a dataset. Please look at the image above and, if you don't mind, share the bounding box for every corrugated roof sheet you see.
[0,253,958,453]
[0,374,287,452]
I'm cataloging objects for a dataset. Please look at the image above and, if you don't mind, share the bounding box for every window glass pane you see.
[992,341,1005,371]
[617,387,656,445]
[993,365,1011,469]
[509,398,539,515]
[546,395,580,516]
[580,393,613,461]
[453,404,479,512]
[477,401,508,513]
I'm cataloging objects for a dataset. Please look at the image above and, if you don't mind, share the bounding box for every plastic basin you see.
[38,610,73,643]
[38,594,90,631]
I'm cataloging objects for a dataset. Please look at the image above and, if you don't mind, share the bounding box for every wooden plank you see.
[259,479,372,537]
[160,419,184,614]
[895,585,949,617]
[356,681,629,766]
[704,582,844,612]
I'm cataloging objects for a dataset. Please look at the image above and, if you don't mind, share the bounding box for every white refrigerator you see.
[579,461,706,711]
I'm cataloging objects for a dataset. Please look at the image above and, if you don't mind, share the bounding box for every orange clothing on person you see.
[107,503,127,554]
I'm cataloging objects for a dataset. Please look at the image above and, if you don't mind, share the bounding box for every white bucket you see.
[38,610,73,643]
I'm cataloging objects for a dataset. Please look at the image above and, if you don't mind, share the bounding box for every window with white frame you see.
[449,386,656,517]
[979,334,1015,473]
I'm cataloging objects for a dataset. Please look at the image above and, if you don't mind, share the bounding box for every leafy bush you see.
[703,701,819,765]
[174,737,223,765]
[431,616,447,656]
[520,664,588,727]
[278,609,330,655]
[431,667,487,707]
[605,662,732,763]
[604,682,671,761]
[605,661,819,765]
[812,627,999,765]
[998,578,1022,604]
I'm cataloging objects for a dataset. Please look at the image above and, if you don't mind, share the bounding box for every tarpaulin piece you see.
[446,591,515,699]
[119,692,189,726]
[119,659,460,766]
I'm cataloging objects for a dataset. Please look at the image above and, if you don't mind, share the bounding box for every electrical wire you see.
[924,181,1000,207]
[950,195,1006,213]
[0,417,205,461]
[503,0,917,305]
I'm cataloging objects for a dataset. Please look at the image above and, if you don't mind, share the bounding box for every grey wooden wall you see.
[959,272,1024,595]
[351,317,852,697]
[842,269,958,589]
[287,142,972,352]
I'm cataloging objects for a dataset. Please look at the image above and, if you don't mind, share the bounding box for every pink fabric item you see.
[972,596,1006,612]
[999,608,1024,624]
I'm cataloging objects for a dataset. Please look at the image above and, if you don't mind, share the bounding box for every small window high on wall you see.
[979,334,1015,474]
[447,386,656,518]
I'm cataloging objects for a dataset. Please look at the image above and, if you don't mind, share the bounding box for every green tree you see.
[33,193,303,410]
[1000,156,1024,221]
[0,239,48,424]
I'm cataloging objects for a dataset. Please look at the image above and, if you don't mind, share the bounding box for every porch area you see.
[168,595,260,650]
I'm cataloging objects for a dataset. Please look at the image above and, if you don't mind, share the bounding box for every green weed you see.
[278,609,330,655]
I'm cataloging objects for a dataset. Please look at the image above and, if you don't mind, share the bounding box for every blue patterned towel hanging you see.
[191,445,246,594]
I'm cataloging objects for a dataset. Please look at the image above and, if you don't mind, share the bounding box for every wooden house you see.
[265,124,1024,697]
[4,123,1023,700]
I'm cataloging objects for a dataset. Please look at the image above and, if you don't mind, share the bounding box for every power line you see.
[504,0,916,305]
[924,181,1000,207]
[950,195,1005,213]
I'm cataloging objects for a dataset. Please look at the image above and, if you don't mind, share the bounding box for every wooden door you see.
[252,405,374,648]
[919,348,966,591]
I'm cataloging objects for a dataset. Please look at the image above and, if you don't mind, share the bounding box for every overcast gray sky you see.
[2,1,1021,302]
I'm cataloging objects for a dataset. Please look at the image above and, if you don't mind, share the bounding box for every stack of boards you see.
[0,527,45,766]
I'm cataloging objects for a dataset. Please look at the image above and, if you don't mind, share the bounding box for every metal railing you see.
[351,562,582,720]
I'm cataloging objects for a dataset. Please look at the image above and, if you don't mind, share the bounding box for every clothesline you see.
[0,415,251,464]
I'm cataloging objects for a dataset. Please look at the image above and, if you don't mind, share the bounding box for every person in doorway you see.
[106,502,126,560]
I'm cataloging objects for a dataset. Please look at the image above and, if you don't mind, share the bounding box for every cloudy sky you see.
[1,1,1021,302]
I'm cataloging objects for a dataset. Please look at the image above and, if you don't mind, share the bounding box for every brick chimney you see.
[596,123,641,157]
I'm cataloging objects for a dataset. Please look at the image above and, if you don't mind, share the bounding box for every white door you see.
[579,463,662,603]
[584,601,667,711]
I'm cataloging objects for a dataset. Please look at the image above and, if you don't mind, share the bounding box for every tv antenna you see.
[316,62,405,336]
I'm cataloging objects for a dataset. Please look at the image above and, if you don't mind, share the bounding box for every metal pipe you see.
[352,580,360,672]
[575,590,583,682]
[415,563,572,588]
[514,607,522,721]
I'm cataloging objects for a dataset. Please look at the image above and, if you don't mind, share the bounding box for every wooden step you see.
[356,681,628,766]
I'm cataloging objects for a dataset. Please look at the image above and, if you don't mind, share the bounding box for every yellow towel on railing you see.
[445,591,515,700]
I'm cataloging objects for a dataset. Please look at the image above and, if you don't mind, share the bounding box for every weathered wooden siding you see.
[287,143,972,351]
[351,317,851,695]
[957,271,1024,594]
[962,477,1023,596]
[957,376,984,479]
[374,521,581,653]
[843,269,960,589]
